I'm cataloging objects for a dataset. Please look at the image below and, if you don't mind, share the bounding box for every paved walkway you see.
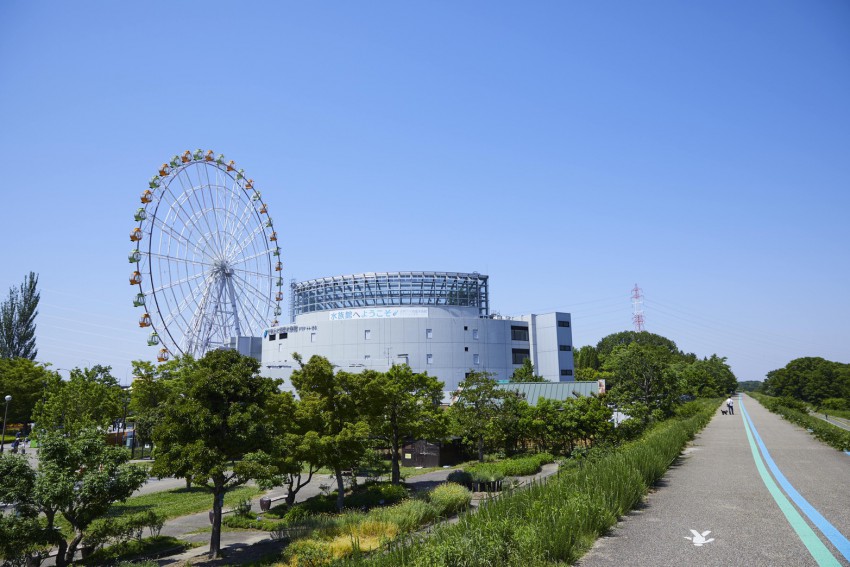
[578,394,850,567]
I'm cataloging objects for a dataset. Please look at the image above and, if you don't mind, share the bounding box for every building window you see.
[310,332,316,343]
[473,354,480,365]
[511,325,529,341]
[268,334,276,341]
[560,369,574,376]
[464,347,469,352]
[365,330,371,340]
[464,326,468,331]
[472,329,479,340]
[512,348,530,365]
[559,345,571,351]
[426,328,433,339]
[365,354,371,360]
[558,321,570,328]
[281,332,288,339]
[427,353,433,365]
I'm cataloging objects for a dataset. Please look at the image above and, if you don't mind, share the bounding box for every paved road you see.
[578,394,850,567]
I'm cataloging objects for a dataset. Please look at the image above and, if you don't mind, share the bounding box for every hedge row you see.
[749,393,850,452]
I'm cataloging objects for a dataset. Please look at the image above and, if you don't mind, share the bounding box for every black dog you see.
[721,409,728,415]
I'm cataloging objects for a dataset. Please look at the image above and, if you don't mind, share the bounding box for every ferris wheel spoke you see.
[223,190,261,260]
[174,165,225,258]
[148,251,215,269]
[230,265,275,279]
[157,183,214,253]
[163,272,213,331]
[226,223,267,263]
[147,210,212,260]
[231,271,275,315]
[229,247,273,268]
[149,270,207,295]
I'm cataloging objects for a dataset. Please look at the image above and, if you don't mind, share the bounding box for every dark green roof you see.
[497,381,599,406]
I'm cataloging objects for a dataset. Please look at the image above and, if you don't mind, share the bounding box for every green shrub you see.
[446,470,472,486]
[428,483,472,516]
[370,499,440,533]
[300,482,409,515]
[467,464,504,483]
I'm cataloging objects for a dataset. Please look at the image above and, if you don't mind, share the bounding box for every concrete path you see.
[578,394,850,567]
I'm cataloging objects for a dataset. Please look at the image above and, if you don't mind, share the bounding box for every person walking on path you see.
[726,397,734,415]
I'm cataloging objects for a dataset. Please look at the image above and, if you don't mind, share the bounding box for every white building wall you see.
[261,306,574,392]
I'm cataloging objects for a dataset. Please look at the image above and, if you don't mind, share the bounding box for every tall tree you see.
[574,345,600,370]
[290,354,371,510]
[364,364,447,484]
[0,430,147,567]
[509,358,546,382]
[604,342,680,419]
[449,371,504,462]
[0,272,40,360]
[151,349,283,559]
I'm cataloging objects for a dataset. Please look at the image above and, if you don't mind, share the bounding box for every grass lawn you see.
[108,485,264,519]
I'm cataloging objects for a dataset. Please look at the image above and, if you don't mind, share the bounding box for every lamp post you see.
[1,395,11,454]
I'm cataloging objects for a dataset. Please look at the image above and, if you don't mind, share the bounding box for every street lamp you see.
[1,395,11,454]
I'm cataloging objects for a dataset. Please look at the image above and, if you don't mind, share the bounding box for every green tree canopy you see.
[0,272,40,360]
[596,331,680,364]
[449,371,505,462]
[290,354,372,511]
[762,357,850,407]
[0,358,55,425]
[364,364,447,484]
[509,358,546,382]
[151,349,284,559]
[604,342,680,419]
[32,365,124,436]
[0,430,147,567]
[574,345,600,370]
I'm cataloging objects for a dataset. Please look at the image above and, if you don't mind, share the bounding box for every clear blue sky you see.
[1,1,848,384]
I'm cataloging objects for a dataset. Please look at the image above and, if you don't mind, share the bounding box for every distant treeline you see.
[760,357,850,410]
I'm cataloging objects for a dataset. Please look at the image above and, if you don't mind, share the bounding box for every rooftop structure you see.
[290,271,489,320]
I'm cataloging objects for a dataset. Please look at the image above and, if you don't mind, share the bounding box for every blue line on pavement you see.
[740,398,850,562]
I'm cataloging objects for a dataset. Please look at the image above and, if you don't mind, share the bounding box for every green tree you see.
[32,365,124,436]
[449,371,504,462]
[151,349,283,559]
[0,454,51,566]
[509,358,546,382]
[763,357,850,407]
[604,342,680,419]
[596,331,680,365]
[129,358,183,455]
[492,390,532,455]
[255,391,324,506]
[0,358,54,425]
[364,364,447,484]
[0,272,40,360]
[289,354,371,511]
[574,345,600,370]
[0,430,147,567]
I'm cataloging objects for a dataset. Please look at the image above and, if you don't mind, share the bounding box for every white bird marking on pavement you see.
[685,529,715,546]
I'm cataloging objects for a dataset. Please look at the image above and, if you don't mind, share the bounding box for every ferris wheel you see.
[129,150,282,362]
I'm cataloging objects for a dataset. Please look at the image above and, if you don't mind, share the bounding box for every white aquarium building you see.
[261,271,575,392]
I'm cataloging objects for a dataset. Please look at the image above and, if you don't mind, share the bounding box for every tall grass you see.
[340,399,716,566]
